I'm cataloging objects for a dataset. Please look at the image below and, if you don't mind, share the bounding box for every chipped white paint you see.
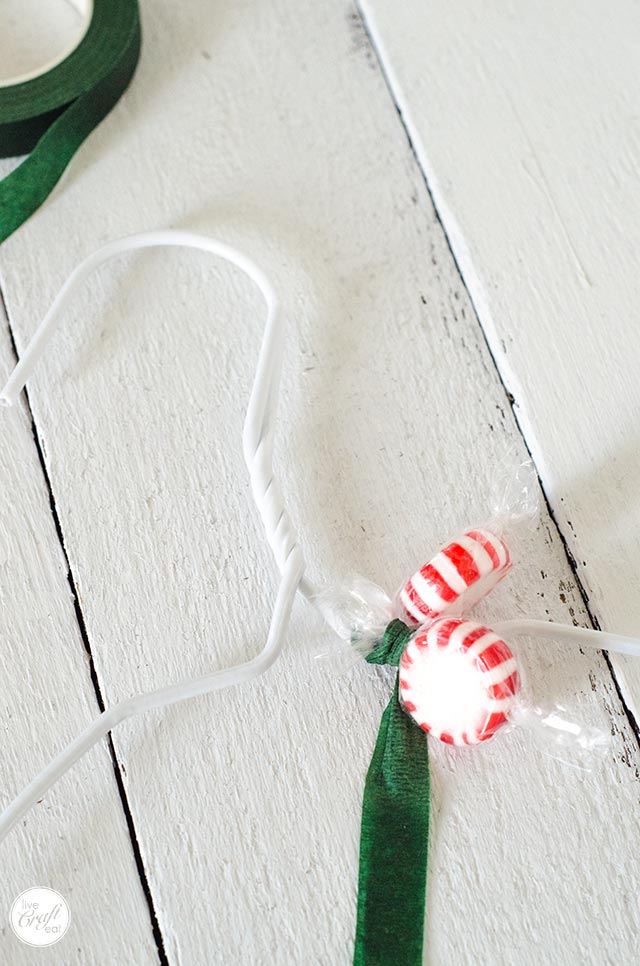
[360,0,640,724]
[0,1,638,964]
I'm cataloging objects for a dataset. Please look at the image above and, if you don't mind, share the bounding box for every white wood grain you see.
[0,308,157,961]
[0,1,639,964]
[359,0,640,728]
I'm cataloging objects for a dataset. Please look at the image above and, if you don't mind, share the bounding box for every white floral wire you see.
[0,230,312,841]
[2,229,640,843]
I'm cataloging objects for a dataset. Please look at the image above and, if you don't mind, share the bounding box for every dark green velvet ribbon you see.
[0,0,141,245]
[354,619,430,966]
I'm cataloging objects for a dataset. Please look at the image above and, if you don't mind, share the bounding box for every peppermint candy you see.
[398,618,521,745]
[398,528,511,626]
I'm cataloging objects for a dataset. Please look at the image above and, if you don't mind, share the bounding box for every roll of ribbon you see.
[0,0,141,245]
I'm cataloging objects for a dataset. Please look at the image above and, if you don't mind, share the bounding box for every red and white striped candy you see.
[398,528,511,626]
[398,618,520,745]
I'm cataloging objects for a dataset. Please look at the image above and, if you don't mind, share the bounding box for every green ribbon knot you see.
[354,619,430,966]
[366,618,414,667]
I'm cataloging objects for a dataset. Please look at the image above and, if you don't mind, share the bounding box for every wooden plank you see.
[1,0,638,963]
[0,308,158,962]
[359,0,640,727]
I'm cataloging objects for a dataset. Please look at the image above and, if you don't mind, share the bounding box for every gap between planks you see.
[352,0,640,752]
[0,283,169,966]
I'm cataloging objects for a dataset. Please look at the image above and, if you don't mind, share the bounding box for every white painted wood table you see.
[1,2,639,963]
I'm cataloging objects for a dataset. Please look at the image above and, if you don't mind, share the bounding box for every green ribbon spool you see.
[355,620,431,966]
[0,0,141,245]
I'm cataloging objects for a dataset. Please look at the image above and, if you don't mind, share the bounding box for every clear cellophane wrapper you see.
[312,458,609,763]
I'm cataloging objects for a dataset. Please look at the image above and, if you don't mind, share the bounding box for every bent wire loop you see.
[0,230,314,840]
[1,229,640,842]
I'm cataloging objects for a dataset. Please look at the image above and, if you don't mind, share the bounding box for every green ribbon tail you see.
[354,675,430,966]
